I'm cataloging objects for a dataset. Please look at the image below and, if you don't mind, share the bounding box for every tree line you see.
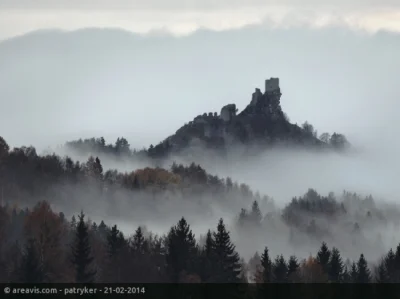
[1,200,400,285]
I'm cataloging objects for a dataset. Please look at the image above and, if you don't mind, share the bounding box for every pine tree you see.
[166,217,197,282]
[91,222,98,233]
[350,262,358,283]
[375,260,389,283]
[250,200,262,225]
[107,225,125,258]
[204,230,214,258]
[287,255,300,282]
[98,220,108,240]
[316,242,331,276]
[342,266,351,283]
[356,254,371,283]
[132,226,146,254]
[70,215,77,230]
[238,208,248,227]
[260,246,273,283]
[385,248,396,281]
[212,218,241,283]
[19,238,43,283]
[394,243,400,282]
[200,230,215,282]
[71,211,96,283]
[328,247,344,282]
[272,255,288,283]
[85,156,103,179]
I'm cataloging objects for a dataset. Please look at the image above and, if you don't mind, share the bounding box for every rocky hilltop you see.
[64,78,349,160]
[148,78,348,158]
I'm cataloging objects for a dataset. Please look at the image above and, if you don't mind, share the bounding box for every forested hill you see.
[64,78,349,161]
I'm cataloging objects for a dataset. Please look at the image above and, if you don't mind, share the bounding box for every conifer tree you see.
[204,230,214,258]
[287,255,300,282]
[375,260,389,283]
[212,218,241,283]
[316,242,331,276]
[91,222,98,233]
[384,248,396,281]
[356,254,371,283]
[328,247,344,282]
[238,208,248,227]
[260,246,273,283]
[70,215,77,230]
[166,217,197,282]
[19,238,43,283]
[272,255,288,283]
[342,266,351,283]
[250,200,262,225]
[71,211,96,283]
[200,230,215,282]
[107,225,125,258]
[350,262,358,283]
[98,220,108,240]
[132,226,146,254]
[394,243,400,282]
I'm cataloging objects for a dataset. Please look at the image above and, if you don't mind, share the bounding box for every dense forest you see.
[1,200,400,285]
[1,134,400,287]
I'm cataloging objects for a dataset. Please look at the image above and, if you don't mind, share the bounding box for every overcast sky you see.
[0,0,400,40]
[1,0,400,238]
[0,0,399,154]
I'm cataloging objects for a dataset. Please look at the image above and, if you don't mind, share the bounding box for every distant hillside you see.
[161,77,347,153]
[65,78,349,160]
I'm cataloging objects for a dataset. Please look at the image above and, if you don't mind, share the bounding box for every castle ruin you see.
[265,77,280,93]
[220,104,237,122]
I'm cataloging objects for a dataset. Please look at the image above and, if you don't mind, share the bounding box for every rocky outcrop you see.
[159,77,337,156]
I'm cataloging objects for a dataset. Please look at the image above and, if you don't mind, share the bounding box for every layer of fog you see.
[54,142,400,263]
[1,25,399,262]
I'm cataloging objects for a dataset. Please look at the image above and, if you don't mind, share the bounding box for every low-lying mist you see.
[52,135,400,264]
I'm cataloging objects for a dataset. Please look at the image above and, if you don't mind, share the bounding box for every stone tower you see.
[265,78,280,94]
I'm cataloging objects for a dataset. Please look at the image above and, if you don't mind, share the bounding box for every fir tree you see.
[200,230,215,282]
[272,255,288,283]
[98,220,108,240]
[375,260,389,283]
[132,226,146,254]
[70,215,77,230]
[250,200,262,225]
[212,218,241,283]
[204,230,214,258]
[328,247,344,282]
[287,255,300,282]
[394,243,400,282]
[166,217,197,282]
[71,211,96,283]
[356,254,371,283]
[260,246,273,283]
[385,248,396,281]
[19,238,43,283]
[91,222,98,233]
[107,225,125,258]
[342,266,351,283]
[350,262,358,283]
[316,242,331,276]
[238,208,248,227]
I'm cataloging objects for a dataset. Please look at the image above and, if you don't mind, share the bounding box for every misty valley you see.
[1,77,400,289]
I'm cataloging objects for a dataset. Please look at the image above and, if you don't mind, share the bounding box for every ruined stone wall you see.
[220,104,237,122]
